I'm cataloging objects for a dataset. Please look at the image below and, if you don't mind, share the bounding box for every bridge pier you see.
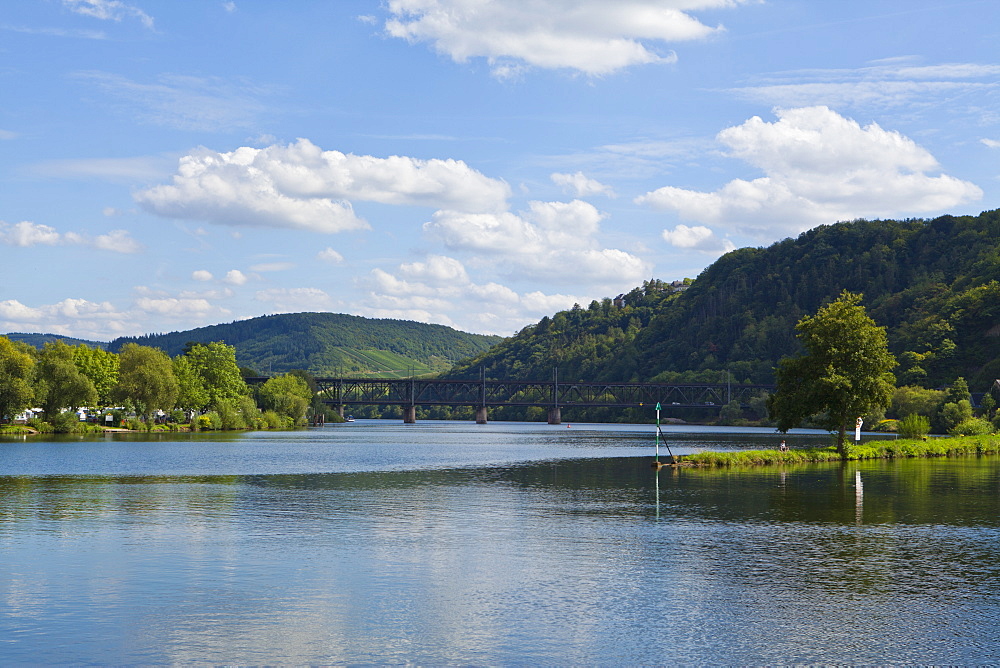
[475,406,488,424]
[403,406,416,424]
[548,407,561,425]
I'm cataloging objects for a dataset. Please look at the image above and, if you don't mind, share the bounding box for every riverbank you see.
[676,434,1000,467]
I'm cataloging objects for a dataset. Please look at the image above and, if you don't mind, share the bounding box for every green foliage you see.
[258,373,312,421]
[679,434,1000,467]
[109,312,501,377]
[890,386,945,419]
[72,344,119,405]
[0,336,36,422]
[980,393,996,417]
[768,292,897,454]
[185,342,249,406]
[939,400,974,433]
[443,211,1000,391]
[897,413,931,439]
[172,354,209,412]
[948,417,994,436]
[114,343,178,418]
[36,341,98,420]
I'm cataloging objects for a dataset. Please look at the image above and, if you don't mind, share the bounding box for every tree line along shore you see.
[0,337,338,434]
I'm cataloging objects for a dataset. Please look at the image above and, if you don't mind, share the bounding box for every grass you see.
[676,435,1000,467]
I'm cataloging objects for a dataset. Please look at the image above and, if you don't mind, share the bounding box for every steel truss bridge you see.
[267,377,773,424]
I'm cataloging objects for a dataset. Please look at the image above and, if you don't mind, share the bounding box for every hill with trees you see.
[449,210,1000,396]
[5,333,107,350]
[106,312,502,377]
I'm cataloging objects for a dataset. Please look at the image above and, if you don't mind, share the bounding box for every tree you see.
[36,341,98,420]
[185,342,249,407]
[258,373,313,422]
[73,344,119,406]
[768,291,897,456]
[172,354,209,413]
[115,343,178,419]
[0,336,36,422]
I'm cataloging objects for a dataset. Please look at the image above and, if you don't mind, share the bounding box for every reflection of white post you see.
[855,470,863,525]
[655,468,660,518]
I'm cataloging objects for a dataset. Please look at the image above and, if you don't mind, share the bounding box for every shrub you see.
[198,412,222,430]
[898,413,931,439]
[51,412,82,434]
[948,417,994,436]
[263,410,283,429]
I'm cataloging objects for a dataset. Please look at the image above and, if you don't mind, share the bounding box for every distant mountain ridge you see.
[4,333,108,350]
[106,312,502,377]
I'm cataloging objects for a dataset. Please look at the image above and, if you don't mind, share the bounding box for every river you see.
[1,421,998,664]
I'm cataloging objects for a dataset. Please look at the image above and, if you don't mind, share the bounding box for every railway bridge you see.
[277,376,773,424]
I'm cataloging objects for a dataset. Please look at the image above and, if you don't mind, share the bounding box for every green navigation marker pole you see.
[652,402,663,469]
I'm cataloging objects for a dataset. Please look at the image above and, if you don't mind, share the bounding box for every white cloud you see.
[192,270,213,281]
[93,229,142,253]
[662,224,735,253]
[0,297,130,339]
[135,139,509,232]
[317,247,344,263]
[255,288,339,312]
[0,220,142,253]
[63,0,154,29]
[636,106,983,240]
[982,138,1000,149]
[223,270,249,285]
[423,199,650,287]
[384,0,747,77]
[0,130,18,140]
[0,221,62,246]
[361,255,587,335]
[222,2,237,12]
[551,171,615,198]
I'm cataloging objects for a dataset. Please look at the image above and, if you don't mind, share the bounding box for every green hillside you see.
[450,210,1000,393]
[108,312,502,377]
[4,333,108,350]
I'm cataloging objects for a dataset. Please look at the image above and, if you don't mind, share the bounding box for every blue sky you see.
[2,0,998,341]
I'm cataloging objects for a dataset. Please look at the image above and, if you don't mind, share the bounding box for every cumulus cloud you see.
[63,0,154,29]
[361,255,585,334]
[551,171,615,198]
[423,198,650,287]
[317,247,344,263]
[0,220,142,253]
[135,139,509,232]
[636,106,982,240]
[0,297,130,339]
[662,224,735,253]
[192,270,213,281]
[384,0,747,77]
[223,270,249,285]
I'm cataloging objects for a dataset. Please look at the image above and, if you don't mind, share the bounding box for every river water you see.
[1,421,998,664]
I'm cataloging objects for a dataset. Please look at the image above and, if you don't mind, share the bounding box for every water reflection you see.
[1,427,999,664]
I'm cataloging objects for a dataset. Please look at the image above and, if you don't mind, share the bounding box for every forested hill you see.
[449,210,1000,392]
[108,312,502,377]
[4,333,107,350]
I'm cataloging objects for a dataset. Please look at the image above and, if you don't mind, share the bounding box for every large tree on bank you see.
[768,291,897,456]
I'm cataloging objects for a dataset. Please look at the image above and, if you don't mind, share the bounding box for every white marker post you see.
[655,402,661,464]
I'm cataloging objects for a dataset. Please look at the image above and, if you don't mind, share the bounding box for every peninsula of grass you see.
[676,434,1000,467]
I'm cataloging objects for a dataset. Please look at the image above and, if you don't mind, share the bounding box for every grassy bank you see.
[677,435,1000,467]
